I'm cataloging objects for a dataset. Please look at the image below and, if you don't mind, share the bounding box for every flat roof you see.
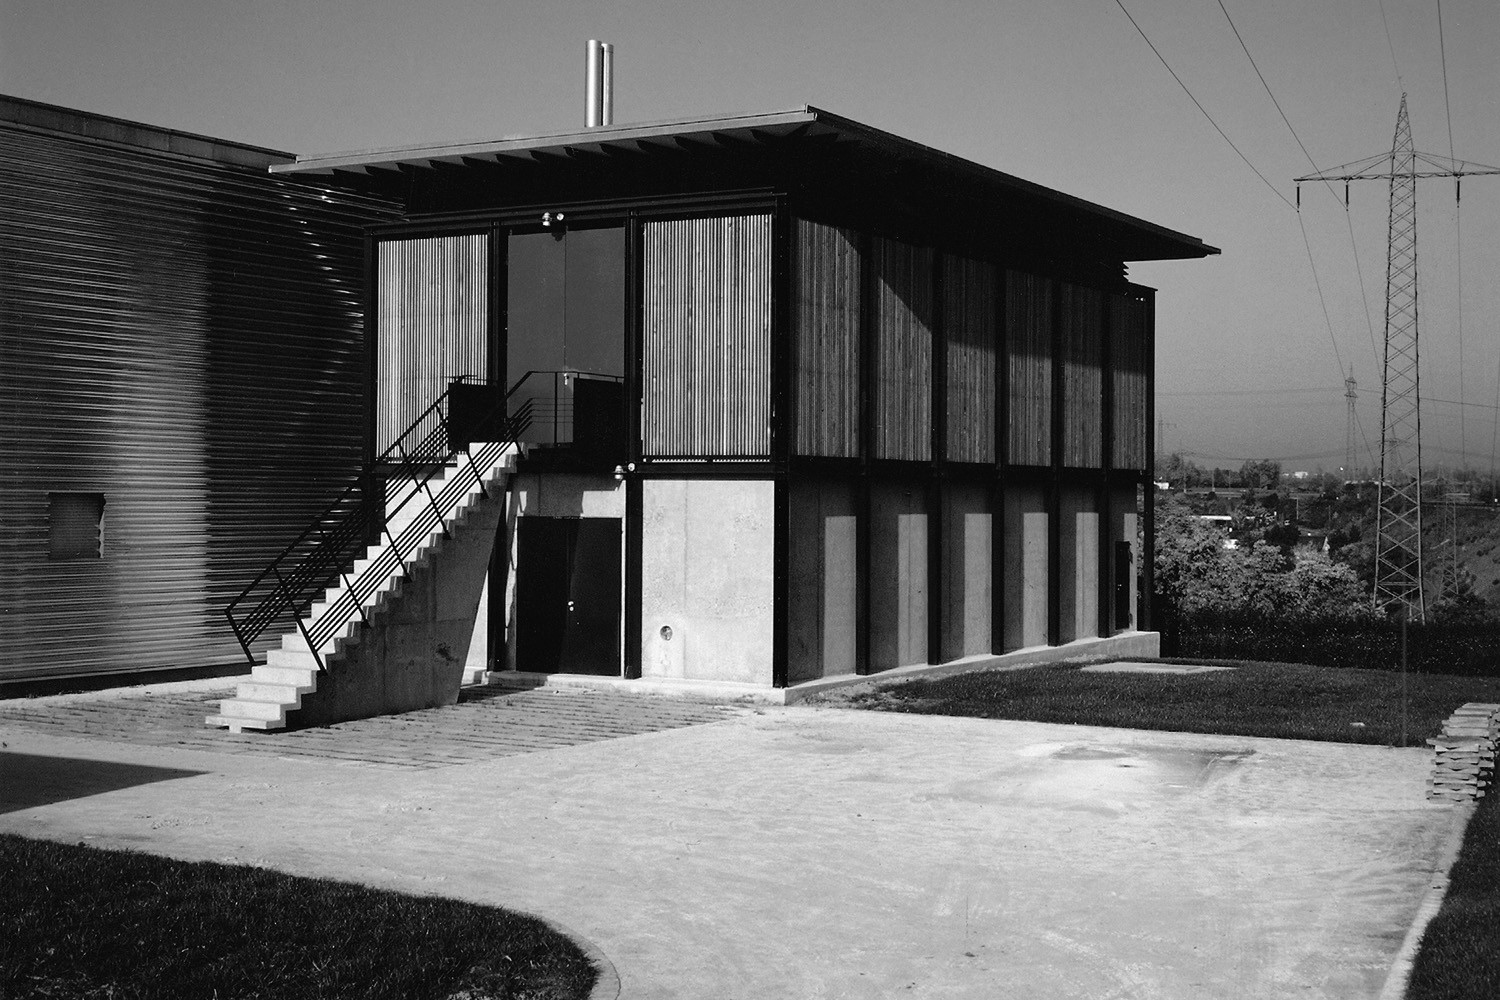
[0,94,292,169]
[273,106,1219,261]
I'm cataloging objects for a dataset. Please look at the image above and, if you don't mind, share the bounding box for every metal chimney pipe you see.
[585,39,602,127]
[600,42,614,126]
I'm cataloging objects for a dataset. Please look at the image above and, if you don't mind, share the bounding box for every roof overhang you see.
[273,106,1218,262]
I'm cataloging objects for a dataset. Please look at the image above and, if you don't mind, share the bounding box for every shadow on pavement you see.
[0,752,206,813]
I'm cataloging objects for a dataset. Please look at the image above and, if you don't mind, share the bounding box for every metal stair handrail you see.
[224,375,537,667]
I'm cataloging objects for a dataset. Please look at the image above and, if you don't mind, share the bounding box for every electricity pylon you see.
[1296,95,1500,622]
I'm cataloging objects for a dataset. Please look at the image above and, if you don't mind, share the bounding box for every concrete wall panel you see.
[1002,485,1048,650]
[870,483,928,671]
[788,479,859,683]
[1059,487,1099,643]
[641,479,775,685]
[941,483,992,661]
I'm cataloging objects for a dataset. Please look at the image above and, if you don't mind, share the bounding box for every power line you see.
[1436,0,1466,466]
[1437,1,1457,163]
[1112,0,1294,210]
[1297,209,1345,378]
[1343,209,1381,368]
[1378,0,1404,89]
[1158,386,1343,398]
[1427,396,1500,413]
[1210,1,1371,400]
[1215,0,1340,208]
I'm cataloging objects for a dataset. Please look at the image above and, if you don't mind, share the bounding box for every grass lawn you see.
[835,659,1500,747]
[0,834,596,1000]
[1406,788,1500,1000]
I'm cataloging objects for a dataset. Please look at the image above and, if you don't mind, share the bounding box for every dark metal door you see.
[1113,540,1134,632]
[517,517,621,675]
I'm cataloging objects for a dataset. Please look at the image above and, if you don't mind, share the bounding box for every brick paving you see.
[0,684,743,770]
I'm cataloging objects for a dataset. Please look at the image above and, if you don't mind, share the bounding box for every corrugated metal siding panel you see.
[1061,283,1103,468]
[793,218,861,458]
[1005,270,1052,466]
[0,121,397,682]
[642,214,772,458]
[872,237,932,461]
[375,235,488,453]
[1111,292,1148,470]
[943,254,996,463]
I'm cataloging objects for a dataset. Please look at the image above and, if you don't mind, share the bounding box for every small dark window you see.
[49,492,105,559]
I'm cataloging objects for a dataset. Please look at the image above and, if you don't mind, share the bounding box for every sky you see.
[3,0,1499,475]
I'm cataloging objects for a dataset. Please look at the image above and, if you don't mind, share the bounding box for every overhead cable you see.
[1112,0,1293,210]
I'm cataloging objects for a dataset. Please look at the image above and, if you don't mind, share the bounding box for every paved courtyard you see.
[0,681,1462,999]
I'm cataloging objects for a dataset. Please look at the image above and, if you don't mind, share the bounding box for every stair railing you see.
[225,376,534,670]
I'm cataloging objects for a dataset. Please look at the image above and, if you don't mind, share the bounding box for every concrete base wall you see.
[869,482,928,672]
[940,483,992,662]
[1002,485,1048,651]
[787,478,859,684]
[500,473,625,673]
[1059,487,1099,643]
[641,479,774,686]
[785,629,1163,703]
[290,490,505,727]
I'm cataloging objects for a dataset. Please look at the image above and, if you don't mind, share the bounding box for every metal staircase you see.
[209,379,531,732]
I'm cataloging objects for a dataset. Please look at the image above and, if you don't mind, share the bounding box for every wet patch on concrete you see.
[1011,741,1259,815]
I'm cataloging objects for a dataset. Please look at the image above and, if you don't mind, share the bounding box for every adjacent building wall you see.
[640,479,775,685]
[0,99,397,684]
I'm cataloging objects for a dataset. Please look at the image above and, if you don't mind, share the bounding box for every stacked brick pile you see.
[1426,702,1499,802]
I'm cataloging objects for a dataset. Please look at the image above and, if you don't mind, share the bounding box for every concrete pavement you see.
[0,685,1462,999]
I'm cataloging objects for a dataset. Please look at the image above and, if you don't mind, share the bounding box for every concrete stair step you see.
[252,662,316,686]
[236,681,306,704]
[215,698,287,722]
[204,714,278,732]
[267,646,320,669]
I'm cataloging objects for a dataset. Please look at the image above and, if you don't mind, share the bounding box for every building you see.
[0,96,398,694]
[0,95,1219,721]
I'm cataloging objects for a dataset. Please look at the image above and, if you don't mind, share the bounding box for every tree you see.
[1276,550,1374,621]
[1153,496,1236,614]
[1239,459,1282,490]
[1157,452,1206,488]
[1155,496,1373,622]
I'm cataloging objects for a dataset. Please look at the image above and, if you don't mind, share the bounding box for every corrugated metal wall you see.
[0,118,396,682]
[642,214,772,457]
[1060,282,1103,468]
[375,235,489,453]
[793,218,861,458]
[1005,270,1053,466]
[943,254,996,464]
[872,237,933,461]
[1110,291,1149,470]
